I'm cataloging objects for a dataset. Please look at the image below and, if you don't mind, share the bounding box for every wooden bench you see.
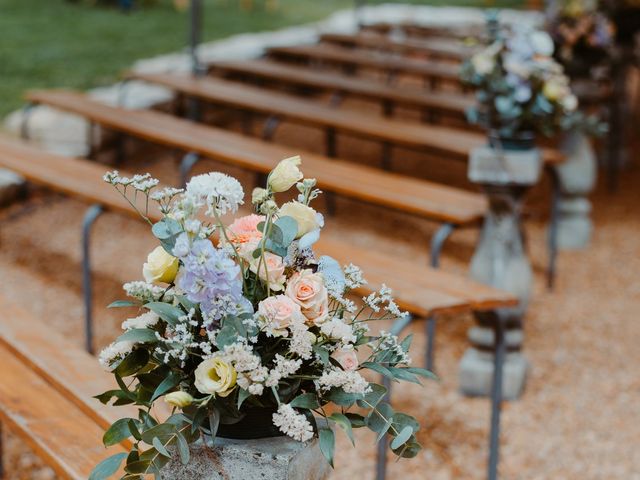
[320,32,475,62]
[0,135,517,480]
[122,75,563,167]
[267,43,463,89]
[211,58,473,119]
[361,22,486,41]
[0,300,128,479]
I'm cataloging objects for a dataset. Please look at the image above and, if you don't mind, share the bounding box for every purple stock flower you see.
[173,234,243,315]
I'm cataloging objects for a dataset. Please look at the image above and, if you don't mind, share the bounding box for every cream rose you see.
[278,201,320,238]
[543,78,569,102]
[250,252,286,291]
[471,52,495,75]
[331,348,359,371]
[164,391,194,408]
[285,269,329,325]
[143,246,179,284]
[268,155,303,193]
[194,358,237,397]
[258,295,304,335]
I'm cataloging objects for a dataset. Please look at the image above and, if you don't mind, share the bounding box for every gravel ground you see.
[0,78,638,479]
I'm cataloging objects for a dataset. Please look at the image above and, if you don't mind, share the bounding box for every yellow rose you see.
[164,391,193,408]
[143,246,179,284]
[543,80,568,102]
[268,156,303,193]
[278,201,320,238]
[194,358,237,397]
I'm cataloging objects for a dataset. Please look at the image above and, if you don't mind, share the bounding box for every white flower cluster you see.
[288,322,315,360]
[184,172,244,217]
[123,281,170,302]
[320,318,357,345]
[272,404,314,442]
[316,368,370,395]
[344,264,366,289]
[103,171,159,192]
[98,340,135,371]
[217,341,267,396]
[265,354,302,387]
[121,311,160,330]
[378,331,411,366]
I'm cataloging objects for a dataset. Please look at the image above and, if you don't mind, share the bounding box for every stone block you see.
[459,348,529,400]
[161,436,330,480]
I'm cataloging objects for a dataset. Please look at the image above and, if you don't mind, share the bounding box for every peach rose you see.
[258,295,304,336]
[285,269,329,325]
[250,252,286,291]
[332,347,359,371]
[228,214,264,244]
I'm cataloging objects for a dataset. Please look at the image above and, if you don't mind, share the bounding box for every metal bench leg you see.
[180,152,201,187]
[425,222,456,370]
[488,311,507,480]
[20,103,36,140]
[262,115,282,141]
[381,142,393,170]
[82,204,104,355]
[325,127,337,158]
[430,222,456,268]
[547,170,560,290]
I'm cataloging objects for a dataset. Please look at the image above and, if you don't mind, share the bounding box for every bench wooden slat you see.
[0,300,138,430]
[123,75,563,165]
[212,59,473,116]
[22,91,489,224]
[320,32,475,62]
[268,43,462,82]
[0,134,517,316]
[0,343,127,480]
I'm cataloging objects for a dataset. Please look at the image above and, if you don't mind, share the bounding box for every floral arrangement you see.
[460,25,603,139]
[547,0,616,72]
[90,157,432,479]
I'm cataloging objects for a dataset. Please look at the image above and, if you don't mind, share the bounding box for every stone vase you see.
[459,144,542,400]
[161,436,331,480]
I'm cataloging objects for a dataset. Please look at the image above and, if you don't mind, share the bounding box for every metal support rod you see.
[547,169,560,290]
[325,127,337,158]
[189,0,204,77]
[381,142,393,170]
[20,103,35,140]
[82,204,104,355]
[180,152,201,187]
[87,121,98,160]
[488,312,507,480]
[425,222,456,371]
[262,115,282,141]
[375,374,392,480]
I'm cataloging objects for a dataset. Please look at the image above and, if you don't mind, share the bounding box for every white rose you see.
[471,53,495,75]
[268,156,303,193]
[530,31,554,57]
[278,201,320,238]
[143,246,179,284]
[561,94,578,111]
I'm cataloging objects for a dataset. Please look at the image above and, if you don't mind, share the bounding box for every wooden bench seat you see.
[0,313,127,479]
[0,134,517,321]
[211,59,473,118]
[267,43,463,86]
[23,90,489,225]
[120,76,563,166]
[320,32,475,62]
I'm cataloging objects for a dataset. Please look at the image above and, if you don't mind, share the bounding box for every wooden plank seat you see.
[267,43,463,89]
[0,300,128,479]
[361,22,486,42]
[320,32,476,62]
[210,59,474,119]
[122,74,564,166]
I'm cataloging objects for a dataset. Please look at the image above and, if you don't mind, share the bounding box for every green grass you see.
[0,0,524,117]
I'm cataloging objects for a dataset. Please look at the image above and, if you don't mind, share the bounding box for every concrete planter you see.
[161,436,331,480]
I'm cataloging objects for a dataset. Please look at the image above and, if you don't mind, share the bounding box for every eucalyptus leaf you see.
[108,300,141,309]
[89,452,128,480]
[318,428,335,467]
[176,431,190,465]
[289,392,320,410]
[151,371,182,402]
[390,425,413,449]
[116,328,158,344]
[152,437,172,458]
[114,348,150,377]
[103,418,135,447]
[329,413,354,446]
[145,302,184,327]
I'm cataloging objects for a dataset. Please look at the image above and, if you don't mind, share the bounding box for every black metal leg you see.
[180,152,201,187]
[20,103,35,140]
[425,315,436,373]
[82,204,104,355]
[381,142,393,170]
[325,128,337,158]
[115,133,127,165]
[87,121,98,161]
[262,115,282,141]
[547,170,560,290]
[429,222,456,268]
[488,312,507,480]
[375,374,392,480]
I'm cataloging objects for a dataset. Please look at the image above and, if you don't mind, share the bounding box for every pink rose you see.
[332,348,358,371]
[285,269,329,325]
[250,252,286,291]
[258,295,304,335]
